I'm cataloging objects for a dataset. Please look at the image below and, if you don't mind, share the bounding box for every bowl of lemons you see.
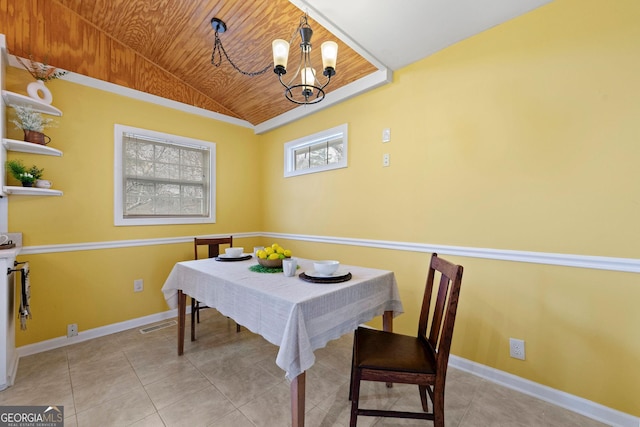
[256,243,293,268]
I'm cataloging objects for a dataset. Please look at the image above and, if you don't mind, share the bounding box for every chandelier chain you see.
[211,33,271,76]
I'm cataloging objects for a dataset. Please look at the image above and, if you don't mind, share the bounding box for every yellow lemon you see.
[265,247,274,255]
[276,247,285,254]
[268,253,280,260]
[257,250,267,259]
[272,243,279,250]
[283,249,292,257]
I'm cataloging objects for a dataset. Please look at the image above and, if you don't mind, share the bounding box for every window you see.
[114,124,215,226]
[284,124,348,177]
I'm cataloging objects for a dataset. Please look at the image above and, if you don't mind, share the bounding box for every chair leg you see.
[349,370,362,427]
[236,323,241,333]
[419,385,429,412]
[349,334,356,401]
[433,387,445,427]
[190,299,196,341]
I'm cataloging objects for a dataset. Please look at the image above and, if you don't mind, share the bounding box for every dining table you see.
[161,254,404,427]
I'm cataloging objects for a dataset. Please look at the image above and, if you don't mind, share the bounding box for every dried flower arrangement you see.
[16,55,68,82]
[9,105,57,132]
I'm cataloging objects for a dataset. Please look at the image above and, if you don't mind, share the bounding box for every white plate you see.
[217,253,251,259]
[304,268,350,278]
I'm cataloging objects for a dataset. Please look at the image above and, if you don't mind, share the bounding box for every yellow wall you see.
[4,72,265,346]
[258,0,640,416]
[4,0,640,418]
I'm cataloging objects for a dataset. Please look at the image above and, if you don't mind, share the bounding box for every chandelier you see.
[272,14,338,105]
[210,13,338,105]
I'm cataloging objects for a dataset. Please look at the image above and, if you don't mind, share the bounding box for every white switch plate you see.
[382,128,390,143]
[134,279,144,292]
[383,153,390,167]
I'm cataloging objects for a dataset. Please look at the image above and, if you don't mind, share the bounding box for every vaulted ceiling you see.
[0,0,552,131]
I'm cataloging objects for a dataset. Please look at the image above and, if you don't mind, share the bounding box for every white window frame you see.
[284,123,348,178]
[114,124,216,226]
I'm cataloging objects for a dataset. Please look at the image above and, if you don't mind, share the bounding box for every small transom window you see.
[284,124,348,177]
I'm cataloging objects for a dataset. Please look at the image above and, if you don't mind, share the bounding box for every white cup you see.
[282,258,297,277]
[0,235,9,245]
[253,246,265,257]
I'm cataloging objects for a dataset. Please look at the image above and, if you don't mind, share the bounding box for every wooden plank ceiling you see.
[0,0,377,125]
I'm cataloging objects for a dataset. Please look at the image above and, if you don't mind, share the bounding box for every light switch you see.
[382,128,390,143]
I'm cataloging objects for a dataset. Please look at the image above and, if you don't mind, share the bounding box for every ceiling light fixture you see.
[272,14,338,105]
[209,14,338,106]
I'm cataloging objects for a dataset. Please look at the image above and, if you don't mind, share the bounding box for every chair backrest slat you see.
[194,236,233,260]
[418,253,464,364]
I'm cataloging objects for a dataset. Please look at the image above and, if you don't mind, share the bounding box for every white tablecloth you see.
[161,257,404,380]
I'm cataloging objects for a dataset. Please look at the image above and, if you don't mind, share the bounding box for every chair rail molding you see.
[19,232,640,274]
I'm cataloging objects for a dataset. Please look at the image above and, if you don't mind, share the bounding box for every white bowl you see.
[225,247,244,257]
[313,260,339,275]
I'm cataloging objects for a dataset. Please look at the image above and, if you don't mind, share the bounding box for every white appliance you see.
[0,247,19,390]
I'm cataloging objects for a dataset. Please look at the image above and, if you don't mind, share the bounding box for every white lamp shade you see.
[272,39,290,68]
[321,41,338,69]
[302,67,316,91]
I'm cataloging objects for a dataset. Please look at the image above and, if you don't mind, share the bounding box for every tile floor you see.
[0,310,610,427]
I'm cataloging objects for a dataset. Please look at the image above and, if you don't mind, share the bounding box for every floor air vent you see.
[139,320,177,334]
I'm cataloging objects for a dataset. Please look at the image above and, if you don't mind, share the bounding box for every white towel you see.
[20,262,31,330]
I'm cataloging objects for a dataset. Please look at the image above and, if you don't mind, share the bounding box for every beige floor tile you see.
[72,368,143,413]
[14,347,69,381]
[209,409,256,427]
[69,351,133,390]
[158,384,235,427]
[66,334,123,367]
[1,310,616,427]
[0,371,75,415]
[126,344,196,386]
[76,386,156,427]
[129,412,166,427]
[204,360,285,407]
[304,360,350,406]
[64,414,78,427]
[144,364,210,410]
[237,381,301,427]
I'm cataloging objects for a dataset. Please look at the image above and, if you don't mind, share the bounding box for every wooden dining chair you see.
[192,236,240,339]
[349,252,464,427]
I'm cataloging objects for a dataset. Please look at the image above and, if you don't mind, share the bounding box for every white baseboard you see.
[16,309,181,358]
[449,355,640,427]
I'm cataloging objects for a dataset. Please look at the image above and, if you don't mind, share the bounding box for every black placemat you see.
[299,272,352,284]
[214,254,252,262]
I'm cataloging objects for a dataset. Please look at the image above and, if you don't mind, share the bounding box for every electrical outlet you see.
[383,153,390,167]
[134,279,144,292]
[67,324,78,338]
[509,338,525,360]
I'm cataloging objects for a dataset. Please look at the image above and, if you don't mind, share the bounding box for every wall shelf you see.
[2,90,62,116]
[2,138,62,156]
[2,186,63,196]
